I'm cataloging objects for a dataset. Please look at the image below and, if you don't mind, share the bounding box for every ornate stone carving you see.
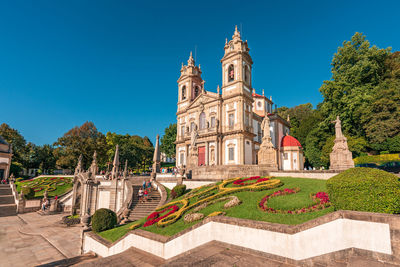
[329,116,354,171]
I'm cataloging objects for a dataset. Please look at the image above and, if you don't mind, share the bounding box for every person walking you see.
[143,189,148,202]
[138,188,144,203]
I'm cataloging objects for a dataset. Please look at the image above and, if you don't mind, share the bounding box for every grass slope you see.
[99,177,333,242]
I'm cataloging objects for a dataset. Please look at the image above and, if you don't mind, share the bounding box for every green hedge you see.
[91,208,117,232]
[171,184,186,199]
[21,187,35,199]
[327,168,400,214]
[353,153,400,165]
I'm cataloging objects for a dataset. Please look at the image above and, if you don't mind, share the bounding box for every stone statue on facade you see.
[329,116,354,171]
[191,125,198,149]
[257,115,278,170]
[188,126,199,168]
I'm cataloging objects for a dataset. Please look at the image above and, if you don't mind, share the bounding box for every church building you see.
[175,27,303,170]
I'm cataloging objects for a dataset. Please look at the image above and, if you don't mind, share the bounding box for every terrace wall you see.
[82,210,400,265]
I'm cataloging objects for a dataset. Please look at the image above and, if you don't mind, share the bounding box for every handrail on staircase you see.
[151,180,168,209]
[116,178,134,223]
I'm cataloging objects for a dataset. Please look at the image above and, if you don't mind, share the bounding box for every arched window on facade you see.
[194,86,200,99]
[228,64,235,82]
[181,86,186,100]
[245,66,250,84]
[199,112,206,130]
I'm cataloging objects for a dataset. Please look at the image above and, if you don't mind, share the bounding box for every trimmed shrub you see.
[21,186,35,199]
[327,168,400,214]
[91,208,117,232]
[171,184,186,199]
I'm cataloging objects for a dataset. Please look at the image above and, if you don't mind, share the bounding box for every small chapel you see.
[175,26,304,171]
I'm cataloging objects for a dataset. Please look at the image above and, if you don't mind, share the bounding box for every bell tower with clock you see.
[177,52,204,112]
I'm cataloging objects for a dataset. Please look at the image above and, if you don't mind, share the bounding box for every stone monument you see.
[329,116,354,171]
[111,145,120,180]
[257,116,278,170]
[152,134,161,176]
[188,125,199,168]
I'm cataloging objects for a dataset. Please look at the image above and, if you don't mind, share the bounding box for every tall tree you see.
[53,122,107,170]
[160,123,177,158]
[319,32,390,137]
[105,132,154,170]
[0,123,27,163]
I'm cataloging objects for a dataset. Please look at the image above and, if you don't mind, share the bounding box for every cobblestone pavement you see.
[0,212,82,267]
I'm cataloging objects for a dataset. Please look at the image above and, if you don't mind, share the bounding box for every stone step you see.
[0,204,17,217]
[0,184,11,188]
[0,195,15,205]
[0,188,12,195]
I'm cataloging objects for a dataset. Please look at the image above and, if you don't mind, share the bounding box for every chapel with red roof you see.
[175,27,304,171]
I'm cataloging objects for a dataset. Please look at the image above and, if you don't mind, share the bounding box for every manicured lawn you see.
[98,218,146,242]
[98,177,334,242]
[15,176,73,198]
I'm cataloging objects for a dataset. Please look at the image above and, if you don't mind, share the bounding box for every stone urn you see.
[81,213,91,230]
[121,208,130,224]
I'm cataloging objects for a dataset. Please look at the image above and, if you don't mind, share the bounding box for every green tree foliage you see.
[303,33,399,166]
[0,123,27,163]
[160,123,177,158]
[105,132,154,170]
[319,32,390,137]
[53,122,107,170]
[277,104,323,150]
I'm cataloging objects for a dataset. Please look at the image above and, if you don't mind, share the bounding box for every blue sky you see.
[1,0,399,145]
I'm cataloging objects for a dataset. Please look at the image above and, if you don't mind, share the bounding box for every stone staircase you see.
[128,185,161,221]
[0,184,17,217]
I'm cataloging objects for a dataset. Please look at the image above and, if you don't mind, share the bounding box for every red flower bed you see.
[233,176,269,186]
[259,188,330,214]
[143,205,179,227]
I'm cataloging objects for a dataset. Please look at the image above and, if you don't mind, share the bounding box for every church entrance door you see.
[198,147,205,166]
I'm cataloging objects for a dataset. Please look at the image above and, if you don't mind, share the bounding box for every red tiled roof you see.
[281,135,302,147]
[252,93,265,98]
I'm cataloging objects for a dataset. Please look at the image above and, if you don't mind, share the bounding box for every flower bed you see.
[232,176,270,186]
[259,188,331,214]
[143,176,282,228]
[144,205,179,227]
[16,177,73,198]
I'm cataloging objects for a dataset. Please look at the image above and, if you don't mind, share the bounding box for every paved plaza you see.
[0,212,82,267]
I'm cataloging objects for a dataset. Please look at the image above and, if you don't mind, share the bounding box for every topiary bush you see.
[327,167,400,214]
[171,184,186,199]
[91,208,117,232]
[21,186,35,199]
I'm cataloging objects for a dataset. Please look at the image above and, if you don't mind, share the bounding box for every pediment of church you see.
[187,92,219,110]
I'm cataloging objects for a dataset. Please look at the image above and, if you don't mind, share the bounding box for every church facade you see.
[175,27,303,170]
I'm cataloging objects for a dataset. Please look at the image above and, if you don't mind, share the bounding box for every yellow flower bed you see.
[155,176,282,227]
[129,223,142,230]
[207,211,224,217]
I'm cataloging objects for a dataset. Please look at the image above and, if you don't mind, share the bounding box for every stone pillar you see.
[152,135,161,177]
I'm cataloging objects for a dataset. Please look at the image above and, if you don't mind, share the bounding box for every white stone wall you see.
[84,218,392,260]
[270,171,339,180]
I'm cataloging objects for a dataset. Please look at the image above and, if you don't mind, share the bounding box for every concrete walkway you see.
[0,212,82,267]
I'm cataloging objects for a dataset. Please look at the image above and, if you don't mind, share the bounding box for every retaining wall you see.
[83,211,400,265]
